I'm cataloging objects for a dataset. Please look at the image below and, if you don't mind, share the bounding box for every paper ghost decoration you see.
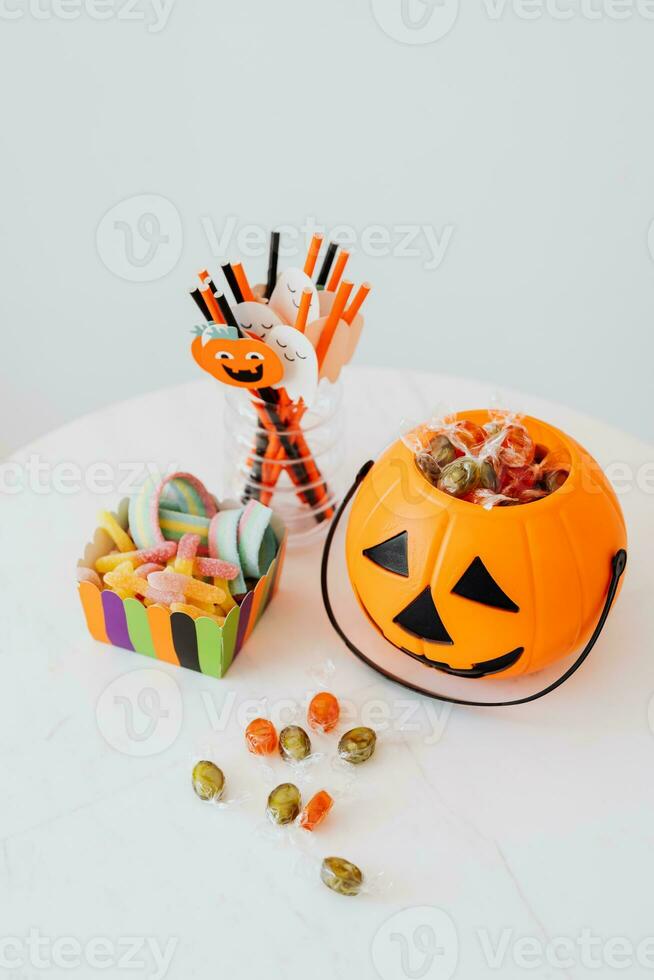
[268,324,318,405]
[234,301,281,342]
[268,268,319,327]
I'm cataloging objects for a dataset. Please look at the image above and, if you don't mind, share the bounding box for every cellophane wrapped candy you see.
[405,410,570,509]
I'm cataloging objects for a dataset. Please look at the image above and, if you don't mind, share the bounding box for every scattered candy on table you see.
[299,791,333,832]
[245,718,278,756]
[278,725,312,763]
[307,691,340,733]
[192,761,225,802]
[320,857,363,897]
[408,411,571,508]
[267,783,301,825]
[338,727,377,765]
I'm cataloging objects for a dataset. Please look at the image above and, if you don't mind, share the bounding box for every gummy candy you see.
[147,570,226,606]
[299,790,333,831]
[308,692,340,733]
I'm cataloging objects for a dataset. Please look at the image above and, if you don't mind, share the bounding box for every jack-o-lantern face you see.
[191,329,283,389]
[345,411,627,679]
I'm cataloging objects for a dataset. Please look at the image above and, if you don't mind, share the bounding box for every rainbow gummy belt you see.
[77,471,287,678]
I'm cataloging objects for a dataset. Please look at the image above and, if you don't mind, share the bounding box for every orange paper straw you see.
[316,279,353,367]
[326,250,350,292]
[233,262,255,302]
[343,282,371,325]
[295,288,313,332]
[200,283,225,324]
[303,233,324,277]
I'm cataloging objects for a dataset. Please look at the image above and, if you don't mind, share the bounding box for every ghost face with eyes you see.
[269,324,318,405]
[268,268,319,326]
[234,302,281,342]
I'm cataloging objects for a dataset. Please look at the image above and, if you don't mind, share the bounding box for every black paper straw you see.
[222,263,245,305]
[266,231,280,298]
[213,291,240,331]
[316,241,338,290]
[190,288,212,320]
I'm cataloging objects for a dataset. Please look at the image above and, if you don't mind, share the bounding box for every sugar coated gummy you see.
[267,783,301,825]
[279,726,312,762]
[308,692,340,733]
[338,727,376,765]
[245,718,278,755]
[192,761,225,801]
[320,857,363,897]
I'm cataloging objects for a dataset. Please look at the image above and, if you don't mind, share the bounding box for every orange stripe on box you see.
[78,582,109,644]
[146,604,180,666]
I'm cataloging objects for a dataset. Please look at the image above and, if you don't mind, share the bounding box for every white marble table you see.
[1,367,653,980]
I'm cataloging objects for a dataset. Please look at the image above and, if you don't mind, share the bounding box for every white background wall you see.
[1,0,653,457]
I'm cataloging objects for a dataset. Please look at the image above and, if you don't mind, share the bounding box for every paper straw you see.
[316,242,338,289]
[266,231,280,298]
[326,250,350,292]
[316,279,353,367]
[294,288,313,333]
[222,263,245,304]
[200,284,225,324]
[190,288,211,320]
[233,262,255,301]
[344,282,371,325]
[303,233,323,277]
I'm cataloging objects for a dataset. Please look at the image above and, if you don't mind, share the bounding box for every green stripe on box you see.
[196,617,223,678]
[221,606,240,675]
[124,598,156,657]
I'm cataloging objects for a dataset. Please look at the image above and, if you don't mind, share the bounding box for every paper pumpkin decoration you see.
[191,325,283,389]
[345,411,627,679]
[268,323,318,405]
[268,268,319,326]
[234,301,282,341]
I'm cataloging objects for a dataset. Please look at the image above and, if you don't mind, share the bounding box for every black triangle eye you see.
[452,557,519,613]
[363,531,409,577]
[393,587,453,644]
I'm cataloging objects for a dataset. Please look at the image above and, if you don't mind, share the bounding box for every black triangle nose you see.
[393,587,453,645]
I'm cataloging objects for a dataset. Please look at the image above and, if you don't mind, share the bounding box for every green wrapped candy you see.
[479,459,498,492]
[266,783,301,825]
[321,857,364,897]
[338,727,376,765]
[192,761,225,802]
[416,452,441,486]
[427,434,457,469]
[278,726,311,763]
[437,458,480,498]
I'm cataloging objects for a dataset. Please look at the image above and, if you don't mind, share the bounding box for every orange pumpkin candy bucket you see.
[321,411,627,706]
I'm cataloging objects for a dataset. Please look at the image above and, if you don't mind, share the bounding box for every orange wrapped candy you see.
[299,790,334,831]
[308,692,340,733]
[245,718,278,755]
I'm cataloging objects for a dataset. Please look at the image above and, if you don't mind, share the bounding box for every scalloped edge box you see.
[77,498,287,678]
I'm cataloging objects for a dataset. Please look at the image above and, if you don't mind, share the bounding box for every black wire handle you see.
[320,460,627,708]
